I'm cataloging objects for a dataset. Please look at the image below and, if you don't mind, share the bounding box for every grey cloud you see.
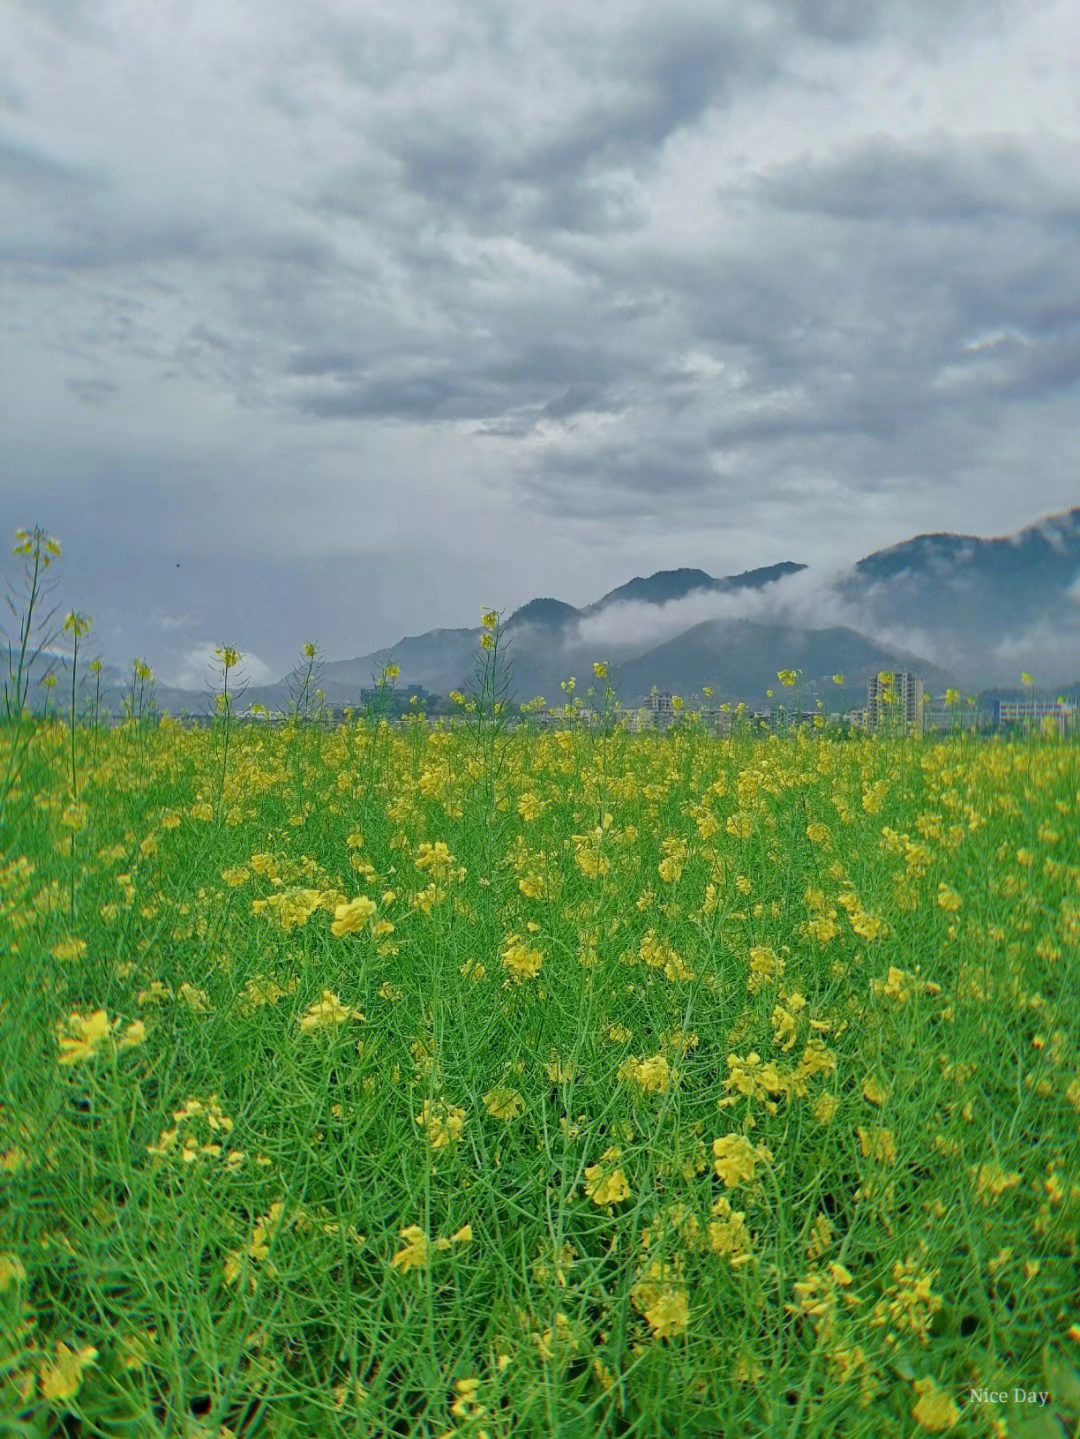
[0,168,337,277]
[514,441,717,522]
[0,71,28,114]
[755,134,1080,224]
[540,384,614,420]
[11,0,114,46]
[66,376,118,405]
[286,349,365,378]
[297,372,470,421]
[0,134,106,190]
[387,123,517,226]
[514,19,752,186]
[793,0,1015,52]
[4,0,1078,686]
[474,337,647,391]
[355,8,787,241]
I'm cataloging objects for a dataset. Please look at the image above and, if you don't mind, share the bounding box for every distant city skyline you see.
[3,0,1079,686]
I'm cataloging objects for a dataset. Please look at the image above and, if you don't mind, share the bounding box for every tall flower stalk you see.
[213,646,244,818]
[1,526,63,839]
[464,609,515,816]
[63,611,93,802]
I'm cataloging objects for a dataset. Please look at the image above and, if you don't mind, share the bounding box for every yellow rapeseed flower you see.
[483,1088,525,1121]
[63,1010,108,1058]
[712,1134,771,1188]
[643,1288,690,1339]
[584,1151,631,1206]
[416,1099,466,1147]
[857,1127,897,1165]
[618,1054,672,1094]
[937,884,962,913]
[0,1253,26,1290]
[517,792,545,821]
[51,936,87,962]
[298,990,364,1031]
[502,939,543,982]
[911,1377,961,1431]
[630,1260,691,1338]
[40,1341,98,1403]
[331,895,377,936]
[390,1225,430,1273]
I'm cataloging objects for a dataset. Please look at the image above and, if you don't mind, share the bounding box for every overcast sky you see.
[2,0,1079,689]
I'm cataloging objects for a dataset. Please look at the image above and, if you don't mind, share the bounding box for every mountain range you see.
[11,506,1080,719]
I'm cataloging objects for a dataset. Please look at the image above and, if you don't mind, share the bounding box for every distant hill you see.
[15,504,1080,716]
[583,561,806,614]
[606,620,951,712]
[505,597,581,629]
[837,506,1080,684]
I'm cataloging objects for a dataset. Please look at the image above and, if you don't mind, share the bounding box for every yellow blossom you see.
[298,990,364,1031]
[914,1375,960,1433]
[584,1157,631,1206]
[483,1088,525,1121]
[0,1253,26,1290]
[502,939,543,982]
[712,1134,771,1188]
[56,1009,112,1066]
[630,1260,690,1338]
[618,1054,672,1094]
[857,1127,897,1164]
[937,884,962,913]
[331,895,377,936]
[51,936,87,962]
[390,1225,430,1273]
[178,982,210,1012]
[416,1099,467,1147]
[40,1341,99,1403]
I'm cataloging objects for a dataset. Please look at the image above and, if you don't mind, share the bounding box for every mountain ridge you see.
[14,504,1080,714]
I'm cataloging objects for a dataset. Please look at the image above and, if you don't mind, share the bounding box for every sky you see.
[2,0,1079,690]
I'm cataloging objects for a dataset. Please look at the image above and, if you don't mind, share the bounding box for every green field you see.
[2,610,1079,1436]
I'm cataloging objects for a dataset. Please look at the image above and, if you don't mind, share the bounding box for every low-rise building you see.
[997,699,1076,737]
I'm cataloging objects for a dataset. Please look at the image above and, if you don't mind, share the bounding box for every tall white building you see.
[867,672,924,730]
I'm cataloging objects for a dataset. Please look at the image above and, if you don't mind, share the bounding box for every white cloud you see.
[164,641,273,692]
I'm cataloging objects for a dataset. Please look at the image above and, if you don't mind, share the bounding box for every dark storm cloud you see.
[755,133,1080,224]
[286,349,365,378]
[0,210,335,277]
[377,10,775,235]
[298,372,470,421]
[295,334,644,426]
[65,376,118,406]
[474,338,647,392]
[0,134,104,190]
[3,0,1079,681]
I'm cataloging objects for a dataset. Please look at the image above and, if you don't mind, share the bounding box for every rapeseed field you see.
[1,572,1079,1437]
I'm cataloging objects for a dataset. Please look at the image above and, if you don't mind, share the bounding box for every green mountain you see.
[584,561,806,614]
[606,620,951,712]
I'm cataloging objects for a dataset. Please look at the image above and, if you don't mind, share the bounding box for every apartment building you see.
[867,672,924,729]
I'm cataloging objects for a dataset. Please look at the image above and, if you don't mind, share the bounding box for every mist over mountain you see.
[834,507,1080,685]
[12,505,1080,717]
[604,621,952,713]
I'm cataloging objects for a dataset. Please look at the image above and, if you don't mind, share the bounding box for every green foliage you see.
[1,707,1078,1437]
